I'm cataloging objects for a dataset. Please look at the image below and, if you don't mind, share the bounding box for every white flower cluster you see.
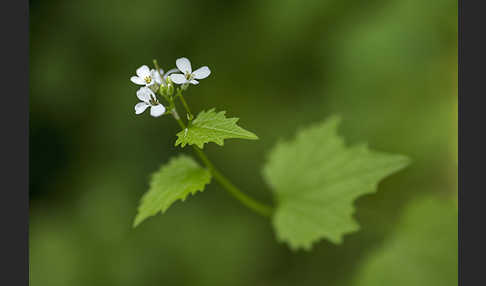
[130,57,211,117]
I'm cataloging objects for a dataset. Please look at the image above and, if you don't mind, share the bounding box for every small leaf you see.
[175,108,258,148]
[263,116,410,250]
[133,155,211,227]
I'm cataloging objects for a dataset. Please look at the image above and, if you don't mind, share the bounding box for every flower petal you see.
[176,57,192,73]
[192,66,211,79]
[150,104,166,117]
[135,102,149,114]
[151,69,163,85]
[136,87,154,102]
[163,68,180,80]
[136,65,151,78]
[189,79,199,85]
[130,76,145,85]
[170,74,188,84]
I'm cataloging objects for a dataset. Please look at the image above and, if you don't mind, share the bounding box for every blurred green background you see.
[29,0,457,285]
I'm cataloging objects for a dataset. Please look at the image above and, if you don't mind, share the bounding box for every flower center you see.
[144,76,152,84]
[185,72,193,80]
[149,95,158,106]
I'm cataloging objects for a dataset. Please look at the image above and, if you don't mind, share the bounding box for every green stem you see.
[173,113,185,129]
[152,59,163,78]
[192,146,273,217]
[177,90,194,121]
[170,108,272,217]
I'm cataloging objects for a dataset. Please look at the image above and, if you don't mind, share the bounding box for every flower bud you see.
[149,83,160,94]
[167,78,174,95]
[158,84,167,97]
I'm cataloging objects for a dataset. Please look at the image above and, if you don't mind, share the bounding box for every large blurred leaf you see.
[263,116,410,250]
[133,155,211,227]
[175,109,258,148]
[351,195,457,286]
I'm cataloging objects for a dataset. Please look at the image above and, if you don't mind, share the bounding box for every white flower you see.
[134,87,166,117]
[131,65,156,86]
[170,57,211,85]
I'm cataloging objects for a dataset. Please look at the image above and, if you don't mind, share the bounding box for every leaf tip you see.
[132,215,144,228]
[248,133,259,140]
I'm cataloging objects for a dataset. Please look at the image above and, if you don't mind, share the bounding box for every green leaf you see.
[175,109,258,148]
[133,155,211,227]
[263,116,410,250]
[350,195,457,286]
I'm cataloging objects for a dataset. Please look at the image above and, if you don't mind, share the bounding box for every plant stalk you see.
[191,146,273,217]
[177,90,193,121]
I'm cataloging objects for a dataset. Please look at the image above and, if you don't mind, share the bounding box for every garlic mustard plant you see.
[131,57,410,251]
